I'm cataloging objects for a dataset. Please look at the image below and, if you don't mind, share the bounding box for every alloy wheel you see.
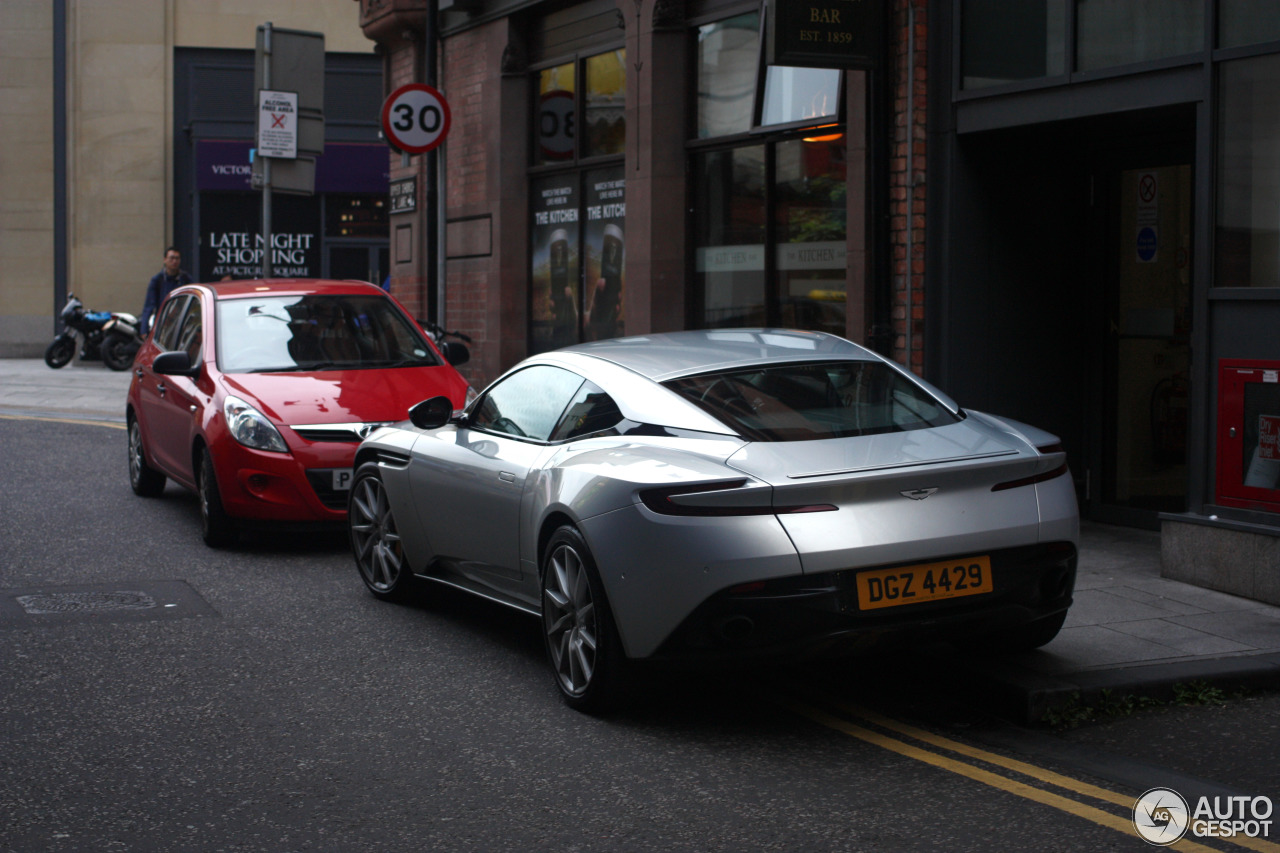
[350,473,405,596]
[543,542,598,698]
[128,422,145,489]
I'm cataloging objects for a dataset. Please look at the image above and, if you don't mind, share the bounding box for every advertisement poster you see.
[583,166,625,341]
[199,193,321,282]
[531,175,581,353]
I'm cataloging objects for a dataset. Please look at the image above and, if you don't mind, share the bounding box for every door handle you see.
[157,382,167,396]
[498,471,516,483]
[134,368,144,379]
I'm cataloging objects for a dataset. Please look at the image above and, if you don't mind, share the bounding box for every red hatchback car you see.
[126,279,474,546]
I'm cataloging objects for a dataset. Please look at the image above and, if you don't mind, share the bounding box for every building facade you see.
[0,0,379,358]
[360,0,1280,603]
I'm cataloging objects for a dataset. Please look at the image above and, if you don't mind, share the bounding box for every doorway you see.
[327,244,389,287]
[1089,161,1193,524]
[942,106,1195,529]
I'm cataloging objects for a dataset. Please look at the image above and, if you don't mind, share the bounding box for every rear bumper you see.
[651,541,1077,662]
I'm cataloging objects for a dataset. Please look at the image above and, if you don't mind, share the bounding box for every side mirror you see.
[441,341,470,367]
[409,395,455,430]
[152,351,198,377]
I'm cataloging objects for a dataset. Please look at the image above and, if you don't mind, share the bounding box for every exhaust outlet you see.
[717,614,755,643]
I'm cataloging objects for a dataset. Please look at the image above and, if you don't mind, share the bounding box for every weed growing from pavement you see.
[1042,681,1242,729]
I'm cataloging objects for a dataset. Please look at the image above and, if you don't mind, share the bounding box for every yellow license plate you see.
[856,556,993,611]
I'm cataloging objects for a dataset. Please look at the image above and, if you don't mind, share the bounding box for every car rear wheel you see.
[541,526,626,713]
[198,448,236,548]
[349,463,414,602]
[127,417,166,497]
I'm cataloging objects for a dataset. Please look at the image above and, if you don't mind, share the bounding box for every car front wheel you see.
[198,448,236,548]
[349,463,414,602]
[541,525,626,713]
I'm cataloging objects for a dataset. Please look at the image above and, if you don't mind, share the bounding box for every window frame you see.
[529,43,627,175]
[686,11,851,333]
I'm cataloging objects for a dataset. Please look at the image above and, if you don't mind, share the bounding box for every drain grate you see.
[0,581,217,627]
[17,591,157,615]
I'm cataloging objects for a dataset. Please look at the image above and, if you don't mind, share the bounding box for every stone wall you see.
[1163,518,1280,606]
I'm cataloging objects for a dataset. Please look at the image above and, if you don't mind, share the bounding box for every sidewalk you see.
[2,357,1279,720]
[0,357,132,423]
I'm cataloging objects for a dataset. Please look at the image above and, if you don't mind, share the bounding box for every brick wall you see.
[386,38,425,319]
[442,25,491,385]
[890,0,928,375]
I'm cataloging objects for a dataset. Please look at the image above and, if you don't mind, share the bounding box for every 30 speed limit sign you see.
[381,83,452,155]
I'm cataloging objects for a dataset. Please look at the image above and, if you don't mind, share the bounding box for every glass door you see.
[1094,163,1192,523]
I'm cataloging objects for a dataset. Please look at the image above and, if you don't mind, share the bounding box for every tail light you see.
[638,480,836,517]
[992,443,1068,492]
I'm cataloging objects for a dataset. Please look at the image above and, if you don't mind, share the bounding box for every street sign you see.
[390,177,417,213]
[257,90,298,159]
[381,84,451,155]
[254,25,324,155]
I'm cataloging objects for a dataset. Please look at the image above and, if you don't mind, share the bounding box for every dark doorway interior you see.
[940,105,1195,528]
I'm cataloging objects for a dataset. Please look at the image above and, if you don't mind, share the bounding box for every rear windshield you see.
[216,294,440,373]
[663,360,960,442]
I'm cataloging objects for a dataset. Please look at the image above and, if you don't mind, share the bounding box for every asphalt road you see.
[2,416,1276,852]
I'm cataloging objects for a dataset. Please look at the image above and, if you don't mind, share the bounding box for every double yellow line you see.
[782,697,1279,853]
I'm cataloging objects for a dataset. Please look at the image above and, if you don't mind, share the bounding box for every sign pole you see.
[425,0,440,325]
[259,21,273,280]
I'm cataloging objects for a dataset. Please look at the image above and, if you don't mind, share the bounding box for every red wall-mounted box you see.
[1217,359,1280,512]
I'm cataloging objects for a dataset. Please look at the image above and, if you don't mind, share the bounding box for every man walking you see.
[140,246,192,334]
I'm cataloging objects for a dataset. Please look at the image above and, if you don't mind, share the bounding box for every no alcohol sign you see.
[381,83,452,155]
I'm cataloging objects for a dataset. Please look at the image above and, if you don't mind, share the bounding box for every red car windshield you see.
[216,294,440,373]
[664,360,960,442]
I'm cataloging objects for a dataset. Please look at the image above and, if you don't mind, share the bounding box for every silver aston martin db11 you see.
[347,329,1078,711]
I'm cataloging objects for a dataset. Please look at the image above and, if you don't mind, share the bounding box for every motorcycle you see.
[44,294,141,370]
[99,314,145,371]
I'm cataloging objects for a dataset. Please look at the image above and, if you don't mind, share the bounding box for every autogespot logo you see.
[1134,788,1190,846]
[1134,788,1275,845]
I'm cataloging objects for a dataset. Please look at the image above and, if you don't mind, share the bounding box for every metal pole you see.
[260,21,274,280]
[424,0,438,324]
[53,0,67,327]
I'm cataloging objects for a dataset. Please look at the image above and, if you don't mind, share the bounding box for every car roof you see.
[556,328,880,382]
[194,279,386,300]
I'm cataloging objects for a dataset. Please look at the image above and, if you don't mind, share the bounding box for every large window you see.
[1076,0,1203,71]
[692,13,847,336]
[1217,55,1280,289]
[1220,1,1280,48]
[531,49,626,354]
[961,0,1067,89]
[960,1,1205,90]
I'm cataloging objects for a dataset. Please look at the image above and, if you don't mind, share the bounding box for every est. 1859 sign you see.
[766,0,882,70]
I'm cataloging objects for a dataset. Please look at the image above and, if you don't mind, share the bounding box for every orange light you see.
[803,125,843,143]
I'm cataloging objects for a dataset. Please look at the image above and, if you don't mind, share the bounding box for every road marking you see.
[783,698,1278,853]
[0,413,125,430]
